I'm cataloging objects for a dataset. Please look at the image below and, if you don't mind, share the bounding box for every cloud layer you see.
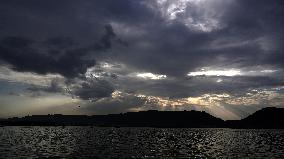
[0,0,284,119]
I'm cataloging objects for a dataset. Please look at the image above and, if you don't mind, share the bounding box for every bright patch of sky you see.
[152,0,226,32]
[188,69,241,76]
[136,72,167,80]
[188,68,278,77]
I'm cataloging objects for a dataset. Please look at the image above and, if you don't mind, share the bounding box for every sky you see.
[0,0,284,120]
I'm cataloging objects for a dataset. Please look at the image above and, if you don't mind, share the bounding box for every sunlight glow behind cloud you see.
[187,68,278,77]
[136,73,167,80]
[154,0,225,32]
[188,69,241,76]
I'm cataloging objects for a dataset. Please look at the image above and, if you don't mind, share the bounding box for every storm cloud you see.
[0,24,119,78]
[0,0,284,119]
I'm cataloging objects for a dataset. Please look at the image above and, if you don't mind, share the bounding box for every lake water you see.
[0,127,283,158]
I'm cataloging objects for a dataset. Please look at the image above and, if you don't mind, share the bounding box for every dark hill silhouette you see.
[1,107,284,128]
[0,110,224,128]
[226,107,284,129]
[94,110,224,127]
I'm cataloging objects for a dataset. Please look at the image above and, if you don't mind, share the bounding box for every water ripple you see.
[0,127,283,158]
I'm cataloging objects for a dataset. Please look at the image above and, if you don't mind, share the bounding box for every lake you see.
[0,127,283,158]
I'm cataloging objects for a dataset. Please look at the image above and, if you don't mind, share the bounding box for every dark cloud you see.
[0,0,284,118]
[0,25,118,78]
[45,37,77,50]
[27,78,63,93]
[104,0,284,77]
[26,77,115,100]
[71,79,115,100]
[114,75,284,98]
[0,36,94,78]
[83,92,146,114]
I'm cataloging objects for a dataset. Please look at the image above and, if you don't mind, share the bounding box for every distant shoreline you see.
[1,107,283,129]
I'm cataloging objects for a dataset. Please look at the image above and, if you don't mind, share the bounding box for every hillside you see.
[1,107,284,128]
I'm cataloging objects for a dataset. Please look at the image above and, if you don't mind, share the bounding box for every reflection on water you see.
[0,127,283,158]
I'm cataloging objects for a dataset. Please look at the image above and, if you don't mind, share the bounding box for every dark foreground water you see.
[0,127,283,158]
